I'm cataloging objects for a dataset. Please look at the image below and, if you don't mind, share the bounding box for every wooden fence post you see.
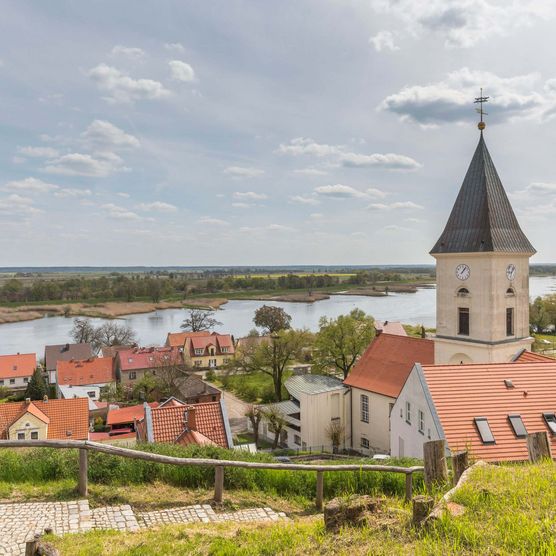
[527,432,552,462]
[451,450,469,485]
[405,472,413,502]
[25,534,40,556]
[316,471,324,511]
[412,495,434,526]
[214,466,224,503]
[423,440,448,491]
[78,449,88,497]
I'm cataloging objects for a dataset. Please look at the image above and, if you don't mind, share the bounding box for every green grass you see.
[48,461,556,555]
[215,371,291,403]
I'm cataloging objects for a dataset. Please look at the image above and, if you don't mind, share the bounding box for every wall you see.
[350,387,395,454]
[390,366,442,459]
[0,375,31,391]
[8,411,48,440]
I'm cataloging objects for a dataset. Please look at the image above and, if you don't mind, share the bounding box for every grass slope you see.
[49,461,556,555]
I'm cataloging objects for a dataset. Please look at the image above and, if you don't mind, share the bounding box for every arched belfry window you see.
[506,287,515,296]
[457,287,470,297]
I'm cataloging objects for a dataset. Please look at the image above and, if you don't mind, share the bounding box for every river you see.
[1,276,556,357]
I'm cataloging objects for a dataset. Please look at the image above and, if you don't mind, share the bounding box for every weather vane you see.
[474,88,489,131]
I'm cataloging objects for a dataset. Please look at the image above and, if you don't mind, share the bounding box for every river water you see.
[1,276,556,357]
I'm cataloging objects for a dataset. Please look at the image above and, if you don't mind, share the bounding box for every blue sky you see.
[2,1,556,266]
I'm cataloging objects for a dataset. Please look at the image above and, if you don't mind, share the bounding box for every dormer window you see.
[194,349,204,355]
[221,347,229,353]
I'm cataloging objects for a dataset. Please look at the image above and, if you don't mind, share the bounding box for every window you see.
[223,358,229,364]
[87,391,96,398]
[508,414,527,438]
[506,308,514,336]
[543,413,556,435]
[30,431,38,440]
[360,394,369,423]
[474,417,495,444]
[9,379,15,385]
[458,308,469,336]
[23,378,28,383]
[405,401,411,424]
[194,349,204,355]
[360,437,370,449]
[17,432,25,440]
[294,435,301,446]
[129,371,137,380]
[418,410,425,434]
[194,360,202,367]
[221,347,229,353]
[457,288,470,296]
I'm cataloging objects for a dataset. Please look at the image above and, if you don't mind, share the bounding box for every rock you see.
[324,496,384,533]
[445,502,465,517]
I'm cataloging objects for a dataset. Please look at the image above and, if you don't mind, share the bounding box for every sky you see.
[2,0,556,266]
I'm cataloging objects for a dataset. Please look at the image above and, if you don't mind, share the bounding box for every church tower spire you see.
[432,95,534,364]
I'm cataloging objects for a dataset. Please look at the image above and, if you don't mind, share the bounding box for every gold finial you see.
[474,88,489,131]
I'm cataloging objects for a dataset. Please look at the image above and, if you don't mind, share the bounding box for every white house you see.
[259,375,350,450]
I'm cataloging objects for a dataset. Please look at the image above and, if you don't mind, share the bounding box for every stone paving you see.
[0,500,288,555]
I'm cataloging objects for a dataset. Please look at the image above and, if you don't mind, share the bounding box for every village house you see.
[343,333,434,455]
[0,397,89,440]
[45,343,93,384]
[374,321,407,337]
[106,401,160,435]
[0,353,36,392]
[55,357,115,399]
[391,359,556,461]
[259,375,349,451]
[175,374,221,404]
[136,399,233,448]
[167,331,235,369]
[115,346,184,387]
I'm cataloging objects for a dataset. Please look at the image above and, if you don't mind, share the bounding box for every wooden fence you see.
[0,439,424,509]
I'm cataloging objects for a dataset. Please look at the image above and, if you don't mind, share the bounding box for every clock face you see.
[506,264,516,281]
[455,264,470,281]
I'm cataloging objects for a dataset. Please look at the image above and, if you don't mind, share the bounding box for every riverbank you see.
[0,298,227,325]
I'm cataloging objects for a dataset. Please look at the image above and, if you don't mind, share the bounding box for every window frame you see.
[458,307,470,336]
[418,409,425,435]
[543,412,556,435]
[508,414,527,438]
[405,401,411,425]
[360,394,369,423]
[30,431,39,440]
[506,307,514,336]
[360,437,370,449]
[128,371,137,380]
[474,417,495,444]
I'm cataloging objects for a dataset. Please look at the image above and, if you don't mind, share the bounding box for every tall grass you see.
[0,444,421,501]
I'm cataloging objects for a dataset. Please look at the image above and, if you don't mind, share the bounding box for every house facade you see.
[55,357,115,398]
[115,346,184,387]
[168,331,235,369]
[0,353,36,392]
[45,343,94,382]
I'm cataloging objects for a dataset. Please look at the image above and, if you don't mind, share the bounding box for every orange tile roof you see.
[176,429,217,447]
[166,331,209,347]
[375,321,408,336]
[149,402,230,448]
[186,332,235,357]
[344,334,435,397]
[422,361,556,462]
[117,346,183,371]
[513,349,555,363]
[57,357,115,386]
[22,402,50,424]
[106,402,159,426]
[0,353,36,379]
[0,398,89,440]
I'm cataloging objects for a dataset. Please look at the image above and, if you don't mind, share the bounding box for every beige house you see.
[167,331,235,369]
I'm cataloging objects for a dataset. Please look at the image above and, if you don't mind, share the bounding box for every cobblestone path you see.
[0,500,287,555]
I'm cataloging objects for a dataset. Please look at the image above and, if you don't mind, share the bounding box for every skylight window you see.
[508,414,527,438]
[474,417,495,444]
[543,413,556,435]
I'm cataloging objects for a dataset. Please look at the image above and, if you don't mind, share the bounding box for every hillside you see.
[48,461,556,555]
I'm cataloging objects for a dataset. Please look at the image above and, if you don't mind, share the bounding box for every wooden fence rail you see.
[0,440,423,508]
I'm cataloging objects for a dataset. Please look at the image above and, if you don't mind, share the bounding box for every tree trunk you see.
[273,431,280,449]
[273,372,282,402]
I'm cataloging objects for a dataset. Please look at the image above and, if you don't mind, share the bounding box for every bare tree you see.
[263,404,288,449]
[153,352,190,398]
[94,322,137,354]
[70,318,97,344]
[180,308,222,332]
[246,405,263,448]
[326,420,345,454]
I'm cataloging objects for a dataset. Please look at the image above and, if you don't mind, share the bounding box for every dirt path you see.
[208,383,249,434]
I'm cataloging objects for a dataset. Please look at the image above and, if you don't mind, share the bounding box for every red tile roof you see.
[149,402,230,448]
[57,357,115,387]
[185,332,235,357]
[166,331,210,348]
[117,347,183,372]
[0,353,36,379]
[422,361,556,462]
[375,321,408,337]
[344,334,434,398]
[106,402,159,426]
[513,349,555,363]
[44,343,94,372]
[0,398,89,440]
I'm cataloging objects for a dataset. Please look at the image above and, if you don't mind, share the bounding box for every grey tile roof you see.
[430,133,535,255]
[264,400,300,416]
[285,374,346,399]
[44,343,94,372]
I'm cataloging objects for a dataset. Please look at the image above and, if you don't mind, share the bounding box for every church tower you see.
[431,118,535,364]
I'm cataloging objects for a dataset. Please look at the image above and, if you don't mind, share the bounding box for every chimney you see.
[43,395,48,402]
[183,407,196,432]
[25,398,31,404]
[63,343,70,352]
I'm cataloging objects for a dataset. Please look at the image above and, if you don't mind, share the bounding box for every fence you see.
[0,439,424,509]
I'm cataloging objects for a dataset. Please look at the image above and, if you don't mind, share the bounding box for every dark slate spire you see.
[430,133,535,255]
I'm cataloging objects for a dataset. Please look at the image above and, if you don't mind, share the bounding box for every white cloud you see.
[309,213,324,219]
[54,188,92,198]
[198,217,229,226]
[369,31,399,52]
[340,152,421,170]
[224,166,265,178]
[88,64,171,104]
[268,224,295,232]
[4,177,59,193]
[17,146,59,158]
[232,202,251,208]
[81,120,140,151]
[293,168,328,176]
[379,67,545,125]
[314,184,367,199]
[164,42,185,52]
[368,201,424,210]
[169,60,196,82]
[136,201,178,212]
[101,203,142,220]
[233,191,268,200]
[277,137,342,157]
[366,187,388,198]
[110,45,145,58]
[0,194,41,216]
[371,0,554,48]
[44,152,126,177]
[117,192,131,198]
[289,195,320,205]
[380,224,412,233]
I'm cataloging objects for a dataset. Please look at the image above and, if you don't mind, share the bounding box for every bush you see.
[205,369,216,382]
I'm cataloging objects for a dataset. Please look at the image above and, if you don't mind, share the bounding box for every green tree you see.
[314,309,375,379]
[132,373,159,402]
[530,296,551,332]
[25,368,47,400]
[253,305,292,334]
